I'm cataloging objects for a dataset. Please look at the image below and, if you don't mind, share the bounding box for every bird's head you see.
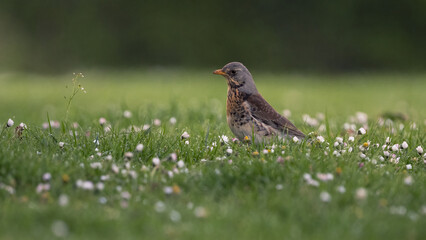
[213,62,258,94]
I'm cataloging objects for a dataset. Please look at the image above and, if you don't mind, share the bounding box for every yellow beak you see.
[213,69,226,76]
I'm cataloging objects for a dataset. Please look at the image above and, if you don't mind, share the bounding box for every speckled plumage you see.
[214,62,305,144]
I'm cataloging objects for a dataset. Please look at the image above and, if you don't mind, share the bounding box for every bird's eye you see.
[231,70,236,75]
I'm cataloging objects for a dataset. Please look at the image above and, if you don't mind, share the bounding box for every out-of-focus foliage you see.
[1,0,425,72]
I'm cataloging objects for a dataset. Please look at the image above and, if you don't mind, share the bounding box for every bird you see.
[213,62,305,144]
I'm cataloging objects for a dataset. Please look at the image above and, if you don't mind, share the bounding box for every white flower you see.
[100,175,110,181]
[164,186,173,194]
[355,112,368,124]
[282,109,291,118]
[406,164,412,170]
[181,131,190,139]
[6,118,14,127]
[152,157,160,166]
[42,173,52,181]
[58,194,69,207]
[76,180,94,190]
[36,183,50,193]
[333,150,340,157]
[416,146,423,154]
[303,173,312,181]
[18,122,27,129]
[401,141,408,149]
[336,185,346,193]
[303,114,319,127]
[333,142,339,147]
[90,162,102,169]
[111,164,120,174]
[359,153,366,159]
[335,137,343,144]
[154,201,166,212]
[316,112,325,121]
[219,135,229,144]
[404,176,413,185]
[58,142,65,148]
[153,119,161,126]
[292,136,299,143]
[136,144,144,152]
[226,148,233,154]
[169,117,177,125]
[348,147,353,153]
[383,151,390,157]
[304,174,319,187]
[177,160,185,168]
[194,206,208,218]
[318,124,326,132]
[316,136,325,143]
[358,127,366,135]
[123,110,132,118]
[142,124,150,130]
[386,137,391,144]
[96,182,105,191]
[170,153,177,161]
[124,152,133,160]
[276,184,284,190]
[262,149,269,154]
[170,210,181,222]
[317,173,334,181]
[355,188,368,200]
[348,136,355,142]
[391,144,399,152]
[185,140,189,145]
[320,191,331,202]
[121,191,131,199]
[99,117,107,125]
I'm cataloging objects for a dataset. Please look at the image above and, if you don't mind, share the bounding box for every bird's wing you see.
[245,93,305,138]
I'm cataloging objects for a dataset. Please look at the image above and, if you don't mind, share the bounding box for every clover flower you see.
[99,117,107,125]
[316,136,325,143]
[391,144,399,152]
[152,157,160,166]
[358,127,366,135]
[416,146,424,154]
[336,185,346,193]
[181,131,190,139]
[177,160,185,168]
[123,110,132,118]
[153,119,161,126]
[401,141,408,149]
[355,188,368,200]
[282,109,291,118]
[219,135,229,144]
[136,143,144,152]
[6,118,14,127]
[42,173,52,181]
[169,117,177,125]
[320,191,331,202]
[404,176,413,185]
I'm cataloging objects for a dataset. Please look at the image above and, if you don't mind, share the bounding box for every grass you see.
[0,69,425,239]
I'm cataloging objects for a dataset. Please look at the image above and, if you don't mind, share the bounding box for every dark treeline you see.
[1,0,425,72]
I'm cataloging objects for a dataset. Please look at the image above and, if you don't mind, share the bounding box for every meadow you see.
[0,70,425,239]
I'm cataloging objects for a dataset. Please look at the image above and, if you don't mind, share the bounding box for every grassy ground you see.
[0,70,425,239]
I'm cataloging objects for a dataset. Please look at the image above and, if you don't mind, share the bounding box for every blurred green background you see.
[1,0,425,72]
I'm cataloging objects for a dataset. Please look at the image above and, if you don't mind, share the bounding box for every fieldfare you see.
[213,62,305,143]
